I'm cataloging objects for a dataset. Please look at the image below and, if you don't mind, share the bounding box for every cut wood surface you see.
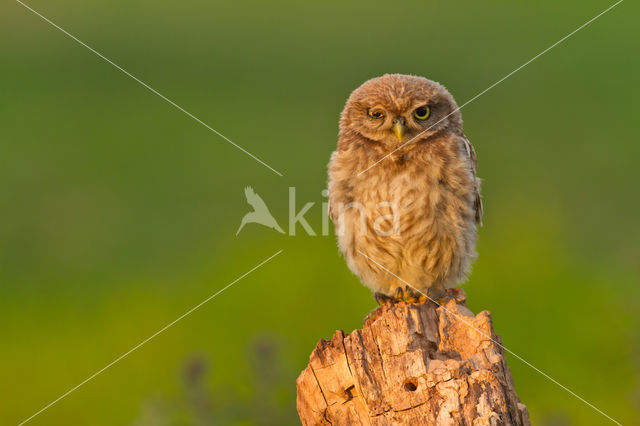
[296,289,530,425]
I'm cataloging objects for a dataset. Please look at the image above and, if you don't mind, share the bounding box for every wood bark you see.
[296,289,529,425]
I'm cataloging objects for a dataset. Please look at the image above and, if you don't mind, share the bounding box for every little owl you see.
[328,74,482,302]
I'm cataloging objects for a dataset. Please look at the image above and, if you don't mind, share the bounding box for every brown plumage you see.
[328,74,482,299]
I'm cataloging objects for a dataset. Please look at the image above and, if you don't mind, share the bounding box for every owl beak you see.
[392,121,406,142]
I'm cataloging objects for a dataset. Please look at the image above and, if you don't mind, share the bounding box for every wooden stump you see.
[296,289,530,425]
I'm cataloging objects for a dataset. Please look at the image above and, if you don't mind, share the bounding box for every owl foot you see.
[374,292,393,306]
[416,294,430,304]
[372,286,430,307]
[391,286,425,304]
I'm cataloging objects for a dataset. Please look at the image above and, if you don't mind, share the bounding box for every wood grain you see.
[296,289,529,425]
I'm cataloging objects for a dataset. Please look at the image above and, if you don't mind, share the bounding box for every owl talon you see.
[389,286,427,303]
[374,292,393,305]
[393,286,406,303]
[403,285,426,303]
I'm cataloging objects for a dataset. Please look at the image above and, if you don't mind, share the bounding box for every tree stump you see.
[296,289,530,425]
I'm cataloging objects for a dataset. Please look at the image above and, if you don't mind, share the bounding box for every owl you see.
[328,74,482,302]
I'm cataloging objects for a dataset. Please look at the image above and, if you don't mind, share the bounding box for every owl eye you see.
[368,109,385,119]
[414,106,430,120]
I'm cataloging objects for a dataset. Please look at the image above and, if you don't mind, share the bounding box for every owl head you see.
[340,74,462,149]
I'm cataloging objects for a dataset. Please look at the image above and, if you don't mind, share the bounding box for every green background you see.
[1,0,639,424]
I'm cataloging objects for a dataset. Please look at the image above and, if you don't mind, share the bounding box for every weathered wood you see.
[296,289,529,425]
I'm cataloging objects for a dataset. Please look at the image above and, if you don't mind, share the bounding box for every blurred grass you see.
[1,0,639,424]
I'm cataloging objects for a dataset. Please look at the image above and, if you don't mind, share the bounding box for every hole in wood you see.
[344,385,355,402]
[404,379,418,392]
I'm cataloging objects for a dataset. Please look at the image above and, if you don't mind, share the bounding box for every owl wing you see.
[461,135,483,226]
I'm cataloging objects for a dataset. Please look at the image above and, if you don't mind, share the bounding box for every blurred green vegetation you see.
[1,0,639,424]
